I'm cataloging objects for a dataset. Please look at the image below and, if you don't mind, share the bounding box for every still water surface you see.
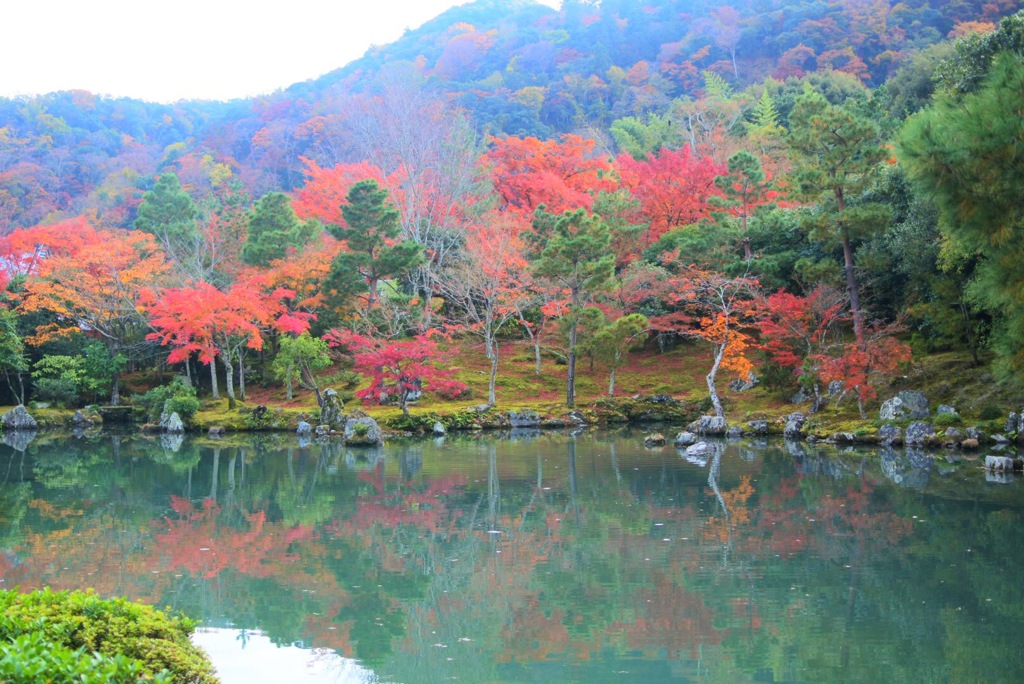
[1,429,1022,683]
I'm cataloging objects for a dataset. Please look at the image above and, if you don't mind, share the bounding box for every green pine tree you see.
[788,87,889,346]
[134,173,199,246]
[243,192,318,266]
[529,207,615,407]
[326,179,423,312]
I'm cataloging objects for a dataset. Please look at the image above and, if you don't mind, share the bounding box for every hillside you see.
[2,0,1021,232]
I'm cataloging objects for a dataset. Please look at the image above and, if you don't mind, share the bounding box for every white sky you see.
[0,0,560,103]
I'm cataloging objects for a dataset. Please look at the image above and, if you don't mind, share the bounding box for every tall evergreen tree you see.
[788,87,888,346]
[326,179,423,312]
[899,51,1024,374]
[134,173,199,247]
[528,207,615,408]
[243,192,318,267]
[713,150,772,261]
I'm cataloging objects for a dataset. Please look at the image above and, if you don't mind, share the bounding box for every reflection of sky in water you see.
[192,629,380,684]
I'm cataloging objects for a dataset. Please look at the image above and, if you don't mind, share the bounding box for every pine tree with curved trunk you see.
[787,87,888,347]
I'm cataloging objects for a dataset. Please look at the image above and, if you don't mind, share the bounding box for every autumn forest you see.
[1,0,1023,420]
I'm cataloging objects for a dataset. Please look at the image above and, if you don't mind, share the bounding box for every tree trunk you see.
[184,358,192,387]
[488,342,499,406]
[210,361,220,399]
[110,370,121,406]
[842,232,865,347]
[566,318,577,408]
[742,211,752,260]
[706,341,727,419]
[608,366,616,397]
[534,338,542,376]
[223,356,236,408]
[285,376,294,402]
[237,349,247,400]
[836,192,865,348]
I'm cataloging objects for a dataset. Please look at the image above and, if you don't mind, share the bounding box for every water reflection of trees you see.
[1,433,1023,681]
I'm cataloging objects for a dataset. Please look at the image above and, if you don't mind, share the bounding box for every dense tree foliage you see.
[0,3,1020,410]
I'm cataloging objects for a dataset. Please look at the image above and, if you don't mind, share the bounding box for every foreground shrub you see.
[0,588,218,684]
[133,376,201,424]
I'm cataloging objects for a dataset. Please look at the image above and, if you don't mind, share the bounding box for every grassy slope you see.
[188,339,1017,432]
[6,340,1013,433]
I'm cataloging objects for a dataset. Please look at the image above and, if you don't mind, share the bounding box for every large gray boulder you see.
[904,421,936,447]
[784,413,805,439]
[296,421,313,436]
[344,417,384,446]
[674,431,698,447]
[986,455,1015,472]
[728,372,758,392]
[318,389,345,430]
[877,425,903,446]
[747,420,769,436]
[879,391,931,421]
[1,405,37,431]
[689,415,727,436]
[508,410,540,428]
[159,411,185,434]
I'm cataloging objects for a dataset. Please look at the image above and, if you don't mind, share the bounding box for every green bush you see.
[0,631,172,684]
[0,589,217,683]
[934,412,962,427]
[979,405,1004,421]
[33,377,80,408]
[133,377,200,423]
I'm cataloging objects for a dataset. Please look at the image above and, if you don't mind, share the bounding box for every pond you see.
[1,429,1023,683]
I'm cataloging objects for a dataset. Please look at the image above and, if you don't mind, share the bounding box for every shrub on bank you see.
[0,588,218,684]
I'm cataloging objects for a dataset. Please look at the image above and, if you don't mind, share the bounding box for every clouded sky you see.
[1,0,560,103]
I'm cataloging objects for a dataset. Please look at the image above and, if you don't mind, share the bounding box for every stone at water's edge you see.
[159,411,185,434]
[508,410,540,428]
[296,421,312,436]
[1,405,37,431]
[644,433,666,446]
[986,455,1015,472]
[674,431,697,447]
[747,420,769,436]
[726,426,743,439]
[784,413,805,439]
[433,421,446,436]
[905,422,936,447]
[319,389,345,430]
[344,417,384,446]
[877,425,902,446]
[689,416,727,436]
[879,391,931,421]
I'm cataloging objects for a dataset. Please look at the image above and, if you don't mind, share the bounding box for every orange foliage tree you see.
[142,278,312,403]
[666,265,760,419]
[484,134,616,216]
[18,225,169,404]
[617,146,725,244]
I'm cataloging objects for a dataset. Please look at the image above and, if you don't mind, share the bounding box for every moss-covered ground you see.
[4,341,1019,437]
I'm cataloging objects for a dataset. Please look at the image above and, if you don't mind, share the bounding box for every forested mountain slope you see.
[1,0,1020,232]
